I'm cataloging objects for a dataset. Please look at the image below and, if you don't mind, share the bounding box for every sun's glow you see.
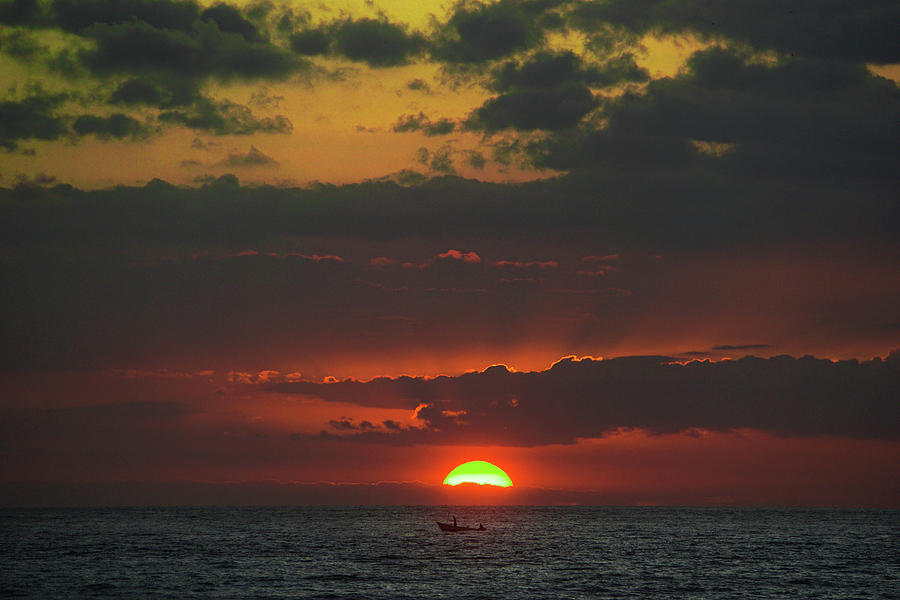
[443,460,513,487]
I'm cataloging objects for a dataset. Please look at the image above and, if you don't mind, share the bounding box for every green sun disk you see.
[443,460,513,487]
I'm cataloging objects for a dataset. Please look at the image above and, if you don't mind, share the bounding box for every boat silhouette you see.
[436,521,485,532]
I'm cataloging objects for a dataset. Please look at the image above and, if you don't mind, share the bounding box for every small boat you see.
[436,521,485,532]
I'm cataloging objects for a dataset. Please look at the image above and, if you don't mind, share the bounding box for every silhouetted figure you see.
[478,523,485,530]
[452,516,457,526]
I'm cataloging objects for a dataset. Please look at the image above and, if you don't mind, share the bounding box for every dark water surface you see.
[2,506,897,599]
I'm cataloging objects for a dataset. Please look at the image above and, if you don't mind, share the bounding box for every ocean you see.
[1,506,897,599]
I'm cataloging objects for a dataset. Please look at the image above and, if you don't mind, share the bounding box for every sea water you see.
[1,506,897,599]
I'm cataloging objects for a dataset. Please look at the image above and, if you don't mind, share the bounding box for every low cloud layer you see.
[2,174,896,248]
[1,183,897,371]
[274,354,900,445]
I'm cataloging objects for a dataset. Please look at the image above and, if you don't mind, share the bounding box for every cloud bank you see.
[274,354,900,445]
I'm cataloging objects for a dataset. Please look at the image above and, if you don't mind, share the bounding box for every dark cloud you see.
[220,145,277,167]
[14,171,56,186]
[271,5,310,37]
[468,84,597,131]
[1,6,291,99]
[108,77,199,108]
[199,2,262,42]
[393,112,427,132]
[389,4,900,188]
[71,113,149,139]
[288,28,329,55]
[82,19,302,82]
[393,112,456,136]
[109,78,167,106]
[328,418,355,430]
[113,81,293,138]
[331,18,426,67]
[248,87,284,110]
[490,51,648,92]
[492,51,586,91]
[424,119,455,136]
[573,0,900,64]
[51,0,201,33]
[0,90,67,150]
[159,98,292,135]
[432,0,565,64]
[465,150,486,169]
[427,146,455,174]
[290,18,426,67]
[589,53,651,87]
[465,50,648,133]
[373,169,429,186]
[277,354,900,445]
[1,0,303,143]
[327,418,375,431]
[533,47,900,180]
[405,78,430,92]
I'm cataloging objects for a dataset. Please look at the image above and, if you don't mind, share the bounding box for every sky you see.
[0,0,898,507]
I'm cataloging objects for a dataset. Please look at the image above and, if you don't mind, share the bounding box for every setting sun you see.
[443,461,514,487]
